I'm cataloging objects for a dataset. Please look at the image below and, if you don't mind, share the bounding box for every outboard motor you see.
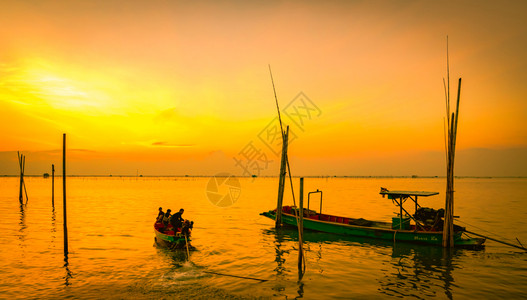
[181,220,194,236]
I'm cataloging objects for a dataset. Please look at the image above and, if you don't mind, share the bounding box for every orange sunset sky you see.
[1,0,526,176]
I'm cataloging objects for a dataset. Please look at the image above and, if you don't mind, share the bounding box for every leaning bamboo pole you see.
[267,66,307,278]
[22,155,28,204]
[269,65,289,228]
[276,127,289,227]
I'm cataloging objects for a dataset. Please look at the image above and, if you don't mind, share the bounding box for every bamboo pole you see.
[18,152,23,205]
[185,234,191,261]
[441,38,461,248]
[446,36,451,125]
[298,177,304,277]
[61,135,71,285]
[269,65,284,133]
[267,66,304,277]
[464,230,526,251]
[16,152,29,205]
[276,127,289,228]
[443,79,461,248]
[297,177,306,281]
[203,271,268,282]
[443,113,455,247]
[22,156,28,204]
[269,65,288,228]
[63,134,68,256]
[52,164,55,207]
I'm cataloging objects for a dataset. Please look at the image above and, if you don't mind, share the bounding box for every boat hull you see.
[261,210,484,248]
[154,225,191,250]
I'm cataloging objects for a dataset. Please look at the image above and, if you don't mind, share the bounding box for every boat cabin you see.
[379,189,445,231]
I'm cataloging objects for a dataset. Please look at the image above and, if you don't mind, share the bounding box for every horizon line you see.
[1,174,525,179]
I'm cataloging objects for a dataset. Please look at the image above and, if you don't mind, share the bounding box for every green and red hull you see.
[260,207,485,248]
[154,223,191,249]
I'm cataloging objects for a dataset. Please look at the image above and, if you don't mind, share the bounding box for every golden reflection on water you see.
[1,177,526,299]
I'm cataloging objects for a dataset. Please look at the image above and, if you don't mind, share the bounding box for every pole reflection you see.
[441,248,455,300]
[265,228,307,299]
[51,206,57,240]
[273,229,287,276]
[63,254,73,286]
[18,204,26,248]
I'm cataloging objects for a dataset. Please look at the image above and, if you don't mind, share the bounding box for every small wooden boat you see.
[154,221,193,250]
[260,189,485,249]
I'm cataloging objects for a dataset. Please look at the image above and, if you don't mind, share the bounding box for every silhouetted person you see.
[171,208,184,229]
[163,209,172,227]
[156,207,164,223]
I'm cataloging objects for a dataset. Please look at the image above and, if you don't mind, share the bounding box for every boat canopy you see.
[380,189,440,231]
[380,190,439,198]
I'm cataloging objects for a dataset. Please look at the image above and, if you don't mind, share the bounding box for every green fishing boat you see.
[260,189,485,249]
[154,221,193,250]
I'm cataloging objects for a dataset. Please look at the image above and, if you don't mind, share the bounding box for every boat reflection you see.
[263,227,461,300]
[378,243,458,299]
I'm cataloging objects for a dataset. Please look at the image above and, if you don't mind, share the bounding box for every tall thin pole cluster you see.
[269,65,305,279]
[442,37,462,248]
[269,64,287,228]
[17,151,28,205]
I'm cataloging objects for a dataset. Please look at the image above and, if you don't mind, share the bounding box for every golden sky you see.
[1,0,526,176]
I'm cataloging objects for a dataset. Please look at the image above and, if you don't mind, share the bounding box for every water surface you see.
[0,177,525,299]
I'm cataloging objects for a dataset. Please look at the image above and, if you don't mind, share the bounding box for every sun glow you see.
[29,74,98,110]
[0,57,244,158]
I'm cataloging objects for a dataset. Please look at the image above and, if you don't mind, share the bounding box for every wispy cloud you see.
[152,142,195,148]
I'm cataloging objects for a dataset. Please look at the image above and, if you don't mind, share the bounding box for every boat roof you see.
[380,190,439,197]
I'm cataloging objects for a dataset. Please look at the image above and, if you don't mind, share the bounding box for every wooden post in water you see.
[298,177,305,279]
[18,152,23,205]
[22,155,28,204]
[275,126,289,228]
[17,152,28,205]
[63,134,68,255]
[52,164,55,206]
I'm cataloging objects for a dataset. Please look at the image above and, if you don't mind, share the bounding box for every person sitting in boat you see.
[170,208,185,230]
[156,207,164,223]
[163,209,172,227]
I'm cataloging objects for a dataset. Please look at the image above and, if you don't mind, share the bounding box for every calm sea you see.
[0,176,526,299]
